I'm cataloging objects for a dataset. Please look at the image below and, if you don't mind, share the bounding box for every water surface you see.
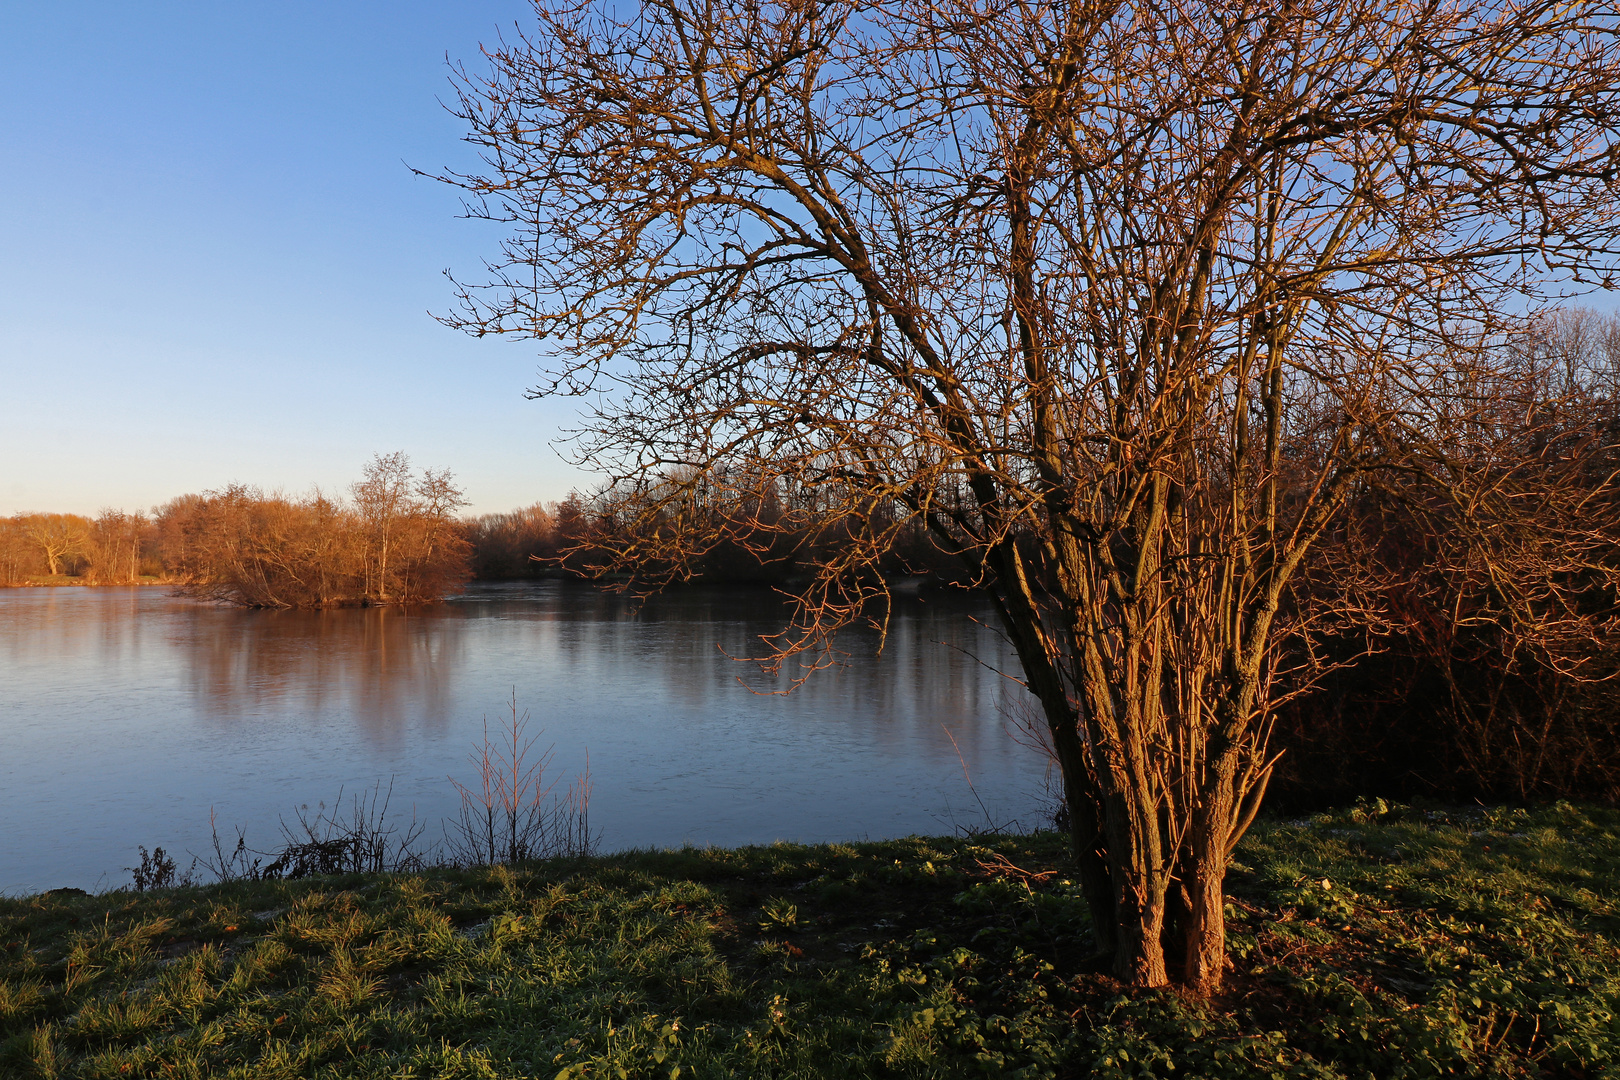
[0,582,1048,894]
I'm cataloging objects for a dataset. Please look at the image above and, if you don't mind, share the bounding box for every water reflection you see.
[0,583,1044,894]
[182,606,464,749]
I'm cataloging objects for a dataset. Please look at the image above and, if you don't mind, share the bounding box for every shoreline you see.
[1,578,172,588]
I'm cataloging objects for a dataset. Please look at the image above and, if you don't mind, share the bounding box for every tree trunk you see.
[378,531,389,602]
[1181,757,1237,993]
[1050,719,1117,958]
[1103,793,1171,986]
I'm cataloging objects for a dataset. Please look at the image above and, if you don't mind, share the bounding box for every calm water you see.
[0,582,1047,894]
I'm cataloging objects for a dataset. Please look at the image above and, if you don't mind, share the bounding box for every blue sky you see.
[0,2,595,517]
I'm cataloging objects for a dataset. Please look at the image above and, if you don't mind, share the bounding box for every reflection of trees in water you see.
[93,589,148,657]
[541,585,1025,765]
[183,606,464,747]
[3,582,1032,778]
[0,587,151,671]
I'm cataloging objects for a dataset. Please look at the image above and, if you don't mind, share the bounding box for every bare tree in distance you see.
[0,518,37,585]
[437,0,1620,990]
[22,514,89,578]
[463,502,561,579]
[352,451,415,603]
[162,457,471,608]
[86,509,151,584]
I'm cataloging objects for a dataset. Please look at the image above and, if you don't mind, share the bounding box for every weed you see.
[126,697,593,892]
[759,897,800,933]
[123,847,193,891]
[194,809,263,883]
[263,778,429,878]
[444,690,599,866]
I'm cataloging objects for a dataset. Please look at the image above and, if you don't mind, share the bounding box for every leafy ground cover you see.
[2,802,1617,1078]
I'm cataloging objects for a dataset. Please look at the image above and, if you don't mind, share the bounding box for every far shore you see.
[3,576,172,587]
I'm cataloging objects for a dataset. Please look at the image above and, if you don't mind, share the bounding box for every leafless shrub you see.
[261,780,430,879]
[443,691,599,865]
[193,809,265,884]
[180,782,430,886]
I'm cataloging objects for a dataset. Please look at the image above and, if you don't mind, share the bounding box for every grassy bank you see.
[3,803,1617,1079]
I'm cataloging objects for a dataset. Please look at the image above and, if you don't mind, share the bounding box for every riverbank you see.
[2,576,169,587]
[3,804,1616,1078]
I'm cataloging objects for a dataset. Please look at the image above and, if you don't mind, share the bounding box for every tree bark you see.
[1182,756,1237,993]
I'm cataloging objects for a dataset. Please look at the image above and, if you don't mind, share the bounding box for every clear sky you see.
[0,2,596,518]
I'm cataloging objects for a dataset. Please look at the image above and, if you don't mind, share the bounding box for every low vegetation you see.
[147,699,599,889]
[3,802,1617,1078]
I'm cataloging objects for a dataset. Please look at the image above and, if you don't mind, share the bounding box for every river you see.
[0,582,1050,894]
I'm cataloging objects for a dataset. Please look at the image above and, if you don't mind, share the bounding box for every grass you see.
[2,802,1618,1079]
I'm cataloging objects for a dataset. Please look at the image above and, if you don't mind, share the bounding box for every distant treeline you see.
[1,454,472,607]
[0,510,159,585]
[1,466,947,596]
[461,489,958,585]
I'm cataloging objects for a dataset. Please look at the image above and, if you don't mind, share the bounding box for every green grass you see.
[3,803,1618,1078]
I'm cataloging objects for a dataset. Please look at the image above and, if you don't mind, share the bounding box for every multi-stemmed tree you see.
[438,0,1620,989]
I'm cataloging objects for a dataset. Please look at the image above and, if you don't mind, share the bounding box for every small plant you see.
[938,724,1031,838]
[189,782,428,884]
[263,779,428,878]
[131,694,595,890]
[444,691,598,866]
[760,896,800,932]
[1349,796,1407,824]
[195,811,265,883]
[124,846,192,891]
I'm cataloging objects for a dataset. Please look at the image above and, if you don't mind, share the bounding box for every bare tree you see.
[85,509,151,584]
[438,0,1620,989]
[21,514,89,578]
[0,517,45,585]
[351,451,415,603]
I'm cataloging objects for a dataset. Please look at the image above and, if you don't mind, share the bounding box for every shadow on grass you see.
[4,802,1619,1078]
